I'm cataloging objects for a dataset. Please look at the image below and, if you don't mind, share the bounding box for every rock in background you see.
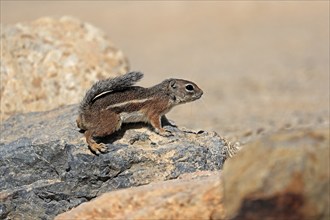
[223,128,330,220]
[0,105,230,219]
[0,16,129,121]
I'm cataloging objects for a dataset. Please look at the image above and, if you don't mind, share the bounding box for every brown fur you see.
[77,72,203,153]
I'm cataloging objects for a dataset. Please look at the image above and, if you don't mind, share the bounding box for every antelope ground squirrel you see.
[77,72,203,153]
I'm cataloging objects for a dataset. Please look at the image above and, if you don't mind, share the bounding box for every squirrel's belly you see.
[120,111,148,124]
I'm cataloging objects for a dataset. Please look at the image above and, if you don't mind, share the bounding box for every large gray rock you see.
[0,105,229,219]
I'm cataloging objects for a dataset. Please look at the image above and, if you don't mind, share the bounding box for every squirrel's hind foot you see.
[89,143,108,154]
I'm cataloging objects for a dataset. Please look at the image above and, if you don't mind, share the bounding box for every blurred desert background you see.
[1,1,329,141]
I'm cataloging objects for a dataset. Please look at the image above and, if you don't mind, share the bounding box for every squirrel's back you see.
[79,71,143,112]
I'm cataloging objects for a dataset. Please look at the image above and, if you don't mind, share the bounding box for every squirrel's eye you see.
[185,84,194,92]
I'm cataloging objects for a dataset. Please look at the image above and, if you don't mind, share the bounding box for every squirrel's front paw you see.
[90,143,108,154]
[155,128,173,137]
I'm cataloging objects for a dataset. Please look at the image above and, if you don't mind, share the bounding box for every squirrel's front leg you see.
[149,114,173,137]
[161,115,177,127]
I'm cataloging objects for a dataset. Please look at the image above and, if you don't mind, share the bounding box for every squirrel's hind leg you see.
[84,129,107,154]
[84,110,121,154]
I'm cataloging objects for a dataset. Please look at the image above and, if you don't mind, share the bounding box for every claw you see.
[155,128,174,137]
[90,143,108,154]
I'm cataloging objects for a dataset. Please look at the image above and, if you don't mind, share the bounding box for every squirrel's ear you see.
[169,80,177,89]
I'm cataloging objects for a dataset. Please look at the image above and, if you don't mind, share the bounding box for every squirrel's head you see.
[166,79,203,104]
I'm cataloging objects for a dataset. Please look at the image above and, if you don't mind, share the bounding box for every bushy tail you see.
[79,71,143,111]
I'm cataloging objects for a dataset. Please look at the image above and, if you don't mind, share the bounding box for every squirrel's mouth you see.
[194,91,203,99]
[186,93,203,102]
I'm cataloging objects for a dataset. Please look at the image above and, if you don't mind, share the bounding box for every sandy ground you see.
[1,1,329,142]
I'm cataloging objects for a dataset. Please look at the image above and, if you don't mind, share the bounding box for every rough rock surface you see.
[0,16,129,121]
[55,171,224,220]
[0,105,230,219]
[222,127,330,220]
